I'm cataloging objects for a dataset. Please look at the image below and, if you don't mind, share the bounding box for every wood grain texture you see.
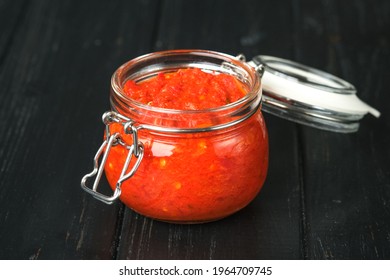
[0,0,160,259]
[0,0,389,260]
[295,0,390,259]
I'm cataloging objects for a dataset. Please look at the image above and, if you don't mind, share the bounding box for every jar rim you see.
[110,49,262,116]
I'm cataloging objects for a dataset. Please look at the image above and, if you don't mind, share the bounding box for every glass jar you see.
[81,50,268,223]
[82,49,380,223]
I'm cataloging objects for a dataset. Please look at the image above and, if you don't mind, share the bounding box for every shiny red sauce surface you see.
[123,68,246,110]
[105,68,268,222]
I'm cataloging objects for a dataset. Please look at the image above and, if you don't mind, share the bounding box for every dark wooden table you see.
[0,0,389,260]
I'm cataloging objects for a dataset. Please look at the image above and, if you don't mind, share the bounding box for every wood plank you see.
[0,0,159,259]
[0,0,27,63]
[116,0,303,260]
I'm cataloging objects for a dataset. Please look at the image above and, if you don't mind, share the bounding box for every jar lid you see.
[249,55,380,133]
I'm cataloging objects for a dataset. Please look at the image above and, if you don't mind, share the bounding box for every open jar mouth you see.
[110,50,263,132]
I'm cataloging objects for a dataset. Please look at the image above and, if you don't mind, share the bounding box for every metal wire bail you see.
[81,111,144,204]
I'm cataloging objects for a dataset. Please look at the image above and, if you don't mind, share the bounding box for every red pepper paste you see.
[123,68,246,110]
[105,68,268,222]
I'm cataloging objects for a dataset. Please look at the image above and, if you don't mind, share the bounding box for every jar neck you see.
[110,50,262,133]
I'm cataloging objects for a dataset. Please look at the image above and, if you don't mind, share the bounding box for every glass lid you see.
[249,55,380,133]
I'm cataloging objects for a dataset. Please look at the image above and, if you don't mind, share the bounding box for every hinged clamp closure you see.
[81,112,144,204]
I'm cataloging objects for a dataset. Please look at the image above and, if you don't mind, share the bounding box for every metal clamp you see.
[81,112,144,204]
